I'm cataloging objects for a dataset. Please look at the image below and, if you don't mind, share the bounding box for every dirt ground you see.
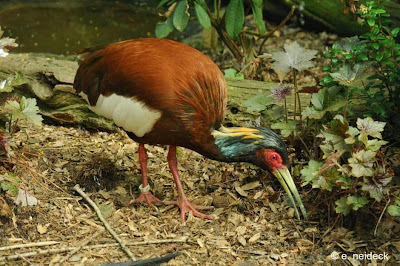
[1,24,400,265]
[0,121,399,265]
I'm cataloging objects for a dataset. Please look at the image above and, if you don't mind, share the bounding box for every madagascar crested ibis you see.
[74,38,307,223]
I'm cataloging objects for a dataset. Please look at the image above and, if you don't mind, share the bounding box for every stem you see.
[284,97,288,123]
[293,69,303,125]
[8,114,13,134]
[205,2,243,60]
[213,0,217,19]
[298,135,311,159]
[313,121,318,160]
[343,86,349,119]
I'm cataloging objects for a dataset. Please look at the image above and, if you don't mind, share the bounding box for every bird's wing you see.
[74,39,227,152]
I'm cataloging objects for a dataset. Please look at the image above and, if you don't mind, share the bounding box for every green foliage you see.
[242,94,272,113]
[270,120,298,138]
[322,1,400,119]
[2,96,43,133]
[0,173,19,196]
[173,0,190,32]
[0,72,26,93]
[302,86,347,120]
[157,0,266,41]
[388,199,400,217]
[156,0,270,62]
[271,41,318,74]
[225,0,244,40]
[155,15,174,38]
[251,0,265,35]
[224,68,244,79]
[300,116,392,215]
[0,28,42,161]
[194,2,211,29]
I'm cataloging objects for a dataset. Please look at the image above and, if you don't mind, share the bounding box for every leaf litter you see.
[0,121,398,265]
[1,25,399,265]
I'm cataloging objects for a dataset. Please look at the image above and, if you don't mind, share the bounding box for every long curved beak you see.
[273,167,307,220]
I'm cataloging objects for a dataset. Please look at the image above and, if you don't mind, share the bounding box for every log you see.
[0,53,310,130]
[264,0,400,36]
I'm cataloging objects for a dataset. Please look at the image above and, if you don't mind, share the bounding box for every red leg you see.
[131,143,162,206]
[164,146,213,223]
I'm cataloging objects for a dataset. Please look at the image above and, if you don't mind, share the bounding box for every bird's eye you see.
[272,155,277,160]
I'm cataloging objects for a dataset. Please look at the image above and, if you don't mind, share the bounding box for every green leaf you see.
[0,181,18,196]
[300,160,323,186]
[271,41,318,73]
[252,0,263,6]
[335,197,352,215]
[302,86,347,120]
[371,43,380,50]
[270,120,298,137]
[224,68,244,79]
[335,36,364,52]
[375,53,383,62]
[330,63,367,86]
[194,2,211,29]
[356,117,385,139]
[320,116,352,155]
[20,97,43,126]
[157,0,171,8]
[361,174,392,202]
[243,94,273,113]
[348,150,376,177]
[155,16,174,38]
[357,53,368,61]
[252,4,266,35]
[367,18,375,26]
[173,0,190,32]
[388,205,400,217]
[391,27,400,37]
[382,60,395,67]
[347,196,368,211]
[365,139,388,151]
[225,0,244,39]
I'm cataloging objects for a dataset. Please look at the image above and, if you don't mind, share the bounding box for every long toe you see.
[131,192,162,207]
[165,197,213,223]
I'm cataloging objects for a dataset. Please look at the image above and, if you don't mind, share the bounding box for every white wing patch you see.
[79,92,162,137]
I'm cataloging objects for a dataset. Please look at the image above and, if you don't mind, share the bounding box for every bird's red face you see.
[255,148,307,220]
[255,148,286,172]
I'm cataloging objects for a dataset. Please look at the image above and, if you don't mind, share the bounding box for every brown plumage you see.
[74,38,307,223]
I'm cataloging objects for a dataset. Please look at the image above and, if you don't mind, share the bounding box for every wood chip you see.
[235,186,248,197]
[248,233,261,243]
[240,181,261,191]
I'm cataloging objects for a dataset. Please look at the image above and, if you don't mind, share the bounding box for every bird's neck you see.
[206,126,263,163]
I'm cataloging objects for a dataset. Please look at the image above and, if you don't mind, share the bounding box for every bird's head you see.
[212,126,307,219]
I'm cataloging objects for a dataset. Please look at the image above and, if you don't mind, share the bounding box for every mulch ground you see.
[1,23,400,265]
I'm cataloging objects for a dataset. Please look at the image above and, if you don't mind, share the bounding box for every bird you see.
[73,38,307,223]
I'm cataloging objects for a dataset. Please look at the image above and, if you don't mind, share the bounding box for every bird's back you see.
[74,38,227,156]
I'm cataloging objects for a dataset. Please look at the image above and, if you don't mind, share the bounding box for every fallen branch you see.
[0,241,59,251]
[73,184,136,261]
[0,237,188,262]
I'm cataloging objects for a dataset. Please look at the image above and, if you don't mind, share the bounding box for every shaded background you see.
[0,0,168,55]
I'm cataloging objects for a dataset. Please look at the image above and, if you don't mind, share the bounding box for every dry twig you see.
[0,237,188,262]
[73,184,136,261]
[0,241,59,251]
[56,229,104,265]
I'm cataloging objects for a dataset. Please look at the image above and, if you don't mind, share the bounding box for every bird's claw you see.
[164,197,214,223]
[131,192,162,207]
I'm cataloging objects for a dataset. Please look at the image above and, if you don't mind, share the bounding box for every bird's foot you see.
[131,184,162,207]
[164,196,213,223]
